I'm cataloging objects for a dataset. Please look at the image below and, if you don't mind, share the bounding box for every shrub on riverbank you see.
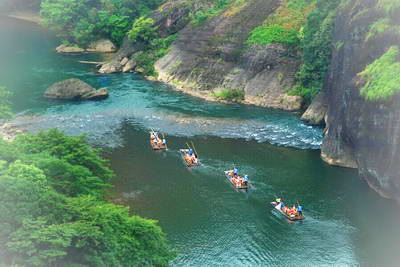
[212,88,245,101]
[0,129,175,266]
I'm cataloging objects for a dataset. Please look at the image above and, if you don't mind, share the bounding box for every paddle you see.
[191,141,199,158]
[186,142,191,150]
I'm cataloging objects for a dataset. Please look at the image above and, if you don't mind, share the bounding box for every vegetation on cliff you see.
[291,0,342,104]
[190,0,248,25]
[40,0,162,46]
[0,130,175,266]
[128,16,177,76]
[358,46,400,101]
[247,0,315,46]
[0,87,12,120]
[246,0,342,105]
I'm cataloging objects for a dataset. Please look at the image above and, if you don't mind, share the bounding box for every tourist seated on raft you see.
[185,149,197,164]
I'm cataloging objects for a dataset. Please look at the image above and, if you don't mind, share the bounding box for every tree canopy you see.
[0,130,175,266]
[40,0,162,46]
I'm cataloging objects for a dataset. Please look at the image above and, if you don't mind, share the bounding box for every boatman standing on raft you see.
[297,204,303,216]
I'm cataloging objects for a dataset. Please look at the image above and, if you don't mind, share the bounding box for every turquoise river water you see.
[1,16,400,267]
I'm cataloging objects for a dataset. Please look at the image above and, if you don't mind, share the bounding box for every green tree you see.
[128,16,157,43]
[40,0,163,46]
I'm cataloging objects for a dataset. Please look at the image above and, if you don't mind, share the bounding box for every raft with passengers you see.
[149,131,167,150]
[224,167,250,189]
[270,198,304,221]
[180,142,200,167]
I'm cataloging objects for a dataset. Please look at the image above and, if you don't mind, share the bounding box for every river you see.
[1,16,400,267]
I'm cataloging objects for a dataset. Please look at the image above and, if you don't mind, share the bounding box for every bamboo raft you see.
[179,149,200,167]
[224,170,250,189]
[149,131,167,151]
[270,201,305,221]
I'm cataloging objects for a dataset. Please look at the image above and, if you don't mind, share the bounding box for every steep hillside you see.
[320,0,400,200]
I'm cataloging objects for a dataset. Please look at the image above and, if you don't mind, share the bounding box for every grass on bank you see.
[212,88,245,101]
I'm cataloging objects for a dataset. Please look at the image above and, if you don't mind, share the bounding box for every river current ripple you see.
[22,73,322,149]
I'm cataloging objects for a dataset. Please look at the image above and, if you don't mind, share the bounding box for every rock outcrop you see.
[56,39,116,54]
[44,78,109,100]
[56,44,85,53]
[301,92,327,126]
[86,39,116,53]
[321,0,400,200]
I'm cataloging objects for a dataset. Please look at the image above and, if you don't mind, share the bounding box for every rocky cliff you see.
[155,0,302,110]
[320,0,400,200]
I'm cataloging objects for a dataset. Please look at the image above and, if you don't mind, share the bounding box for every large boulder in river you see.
[44,78,109,100]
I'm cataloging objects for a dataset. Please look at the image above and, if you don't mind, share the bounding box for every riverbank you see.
[152,72,304,111]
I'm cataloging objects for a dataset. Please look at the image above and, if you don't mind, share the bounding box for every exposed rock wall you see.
[155,0,303,110]
[321,0,400,200]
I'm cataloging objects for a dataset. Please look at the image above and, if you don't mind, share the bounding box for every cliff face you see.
[321,0,400,200]
[155,0,303,110]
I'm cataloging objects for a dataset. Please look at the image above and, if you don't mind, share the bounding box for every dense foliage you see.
[290,0,342,104]
[40,0,162,46]
[212,88,245,101]
[0,130,175,266]
[128,16,157,43]
[0,87,12,120]
[358,46,400,101]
